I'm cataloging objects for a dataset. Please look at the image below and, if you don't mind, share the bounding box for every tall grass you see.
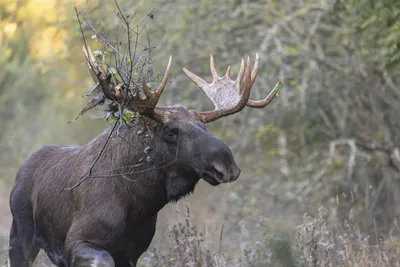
[140,205,400,267]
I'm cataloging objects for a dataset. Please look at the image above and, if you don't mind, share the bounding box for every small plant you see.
[140,205,216,267]
[294,206,399,267]
[0,236,8,267]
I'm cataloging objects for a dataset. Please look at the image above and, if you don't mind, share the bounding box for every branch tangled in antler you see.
[74,3,281,126]
[81,44,172,123]
[72,3,161,124]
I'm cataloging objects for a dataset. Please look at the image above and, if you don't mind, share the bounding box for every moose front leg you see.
[63,194,129,266]
[112,248,143,267]
[66,241,115,267]
[64,206,125,267]
[112,247,145,267]
[112,252,134,267]
[116,215,158,267]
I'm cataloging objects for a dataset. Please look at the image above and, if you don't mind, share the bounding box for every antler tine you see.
[182,67,209,90]
[247,81,281,108]
[209,54,218,79]
[126,56,174,123]
[82,46,99,85]
[240,56,252,96]
[225,65,232,78]
[154,55,172,97]
[236,58,245,84]
[141,56,172,100]
[246,53,281,108]
[82,45,117,102]
[141,65,152,98]
[251,53,260,86]
[83,46,110,83]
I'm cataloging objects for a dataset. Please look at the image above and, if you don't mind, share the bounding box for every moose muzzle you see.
[194,134,242,185]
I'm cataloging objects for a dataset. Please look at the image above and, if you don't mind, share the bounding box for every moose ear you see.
[152,108,171,124]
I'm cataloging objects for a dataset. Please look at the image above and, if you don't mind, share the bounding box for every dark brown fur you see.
[8,106,241,267]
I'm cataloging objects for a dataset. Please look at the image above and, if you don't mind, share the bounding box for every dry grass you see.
[140,205,400,267]
[0,236,8,267]
[294,206,400,267]
[140,205,271,267]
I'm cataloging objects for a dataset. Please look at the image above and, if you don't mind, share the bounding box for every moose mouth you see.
[196,168,224,186]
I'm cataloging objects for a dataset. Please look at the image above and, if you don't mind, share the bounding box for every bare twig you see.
[84,20,124,58]
[73,5,103,89]
[218,224,224,266]
[64,119,118,190]
[113,0,134,86]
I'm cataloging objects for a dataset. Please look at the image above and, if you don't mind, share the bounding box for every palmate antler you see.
[82,45,279,124]
[183,54,281,123]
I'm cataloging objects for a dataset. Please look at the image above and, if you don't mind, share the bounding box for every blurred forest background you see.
[1,0,400,266]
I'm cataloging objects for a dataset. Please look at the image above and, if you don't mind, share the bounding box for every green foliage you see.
[336,0,400,68]
[267,235,297,267]
[0,41,43,118]
[0,40,47,183]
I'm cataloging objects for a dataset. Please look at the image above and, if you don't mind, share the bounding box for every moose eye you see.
[164,127,179,143]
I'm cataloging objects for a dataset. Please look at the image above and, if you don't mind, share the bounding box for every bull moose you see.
[8,48,279,266]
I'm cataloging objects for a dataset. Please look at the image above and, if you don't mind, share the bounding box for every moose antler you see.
[183,54,280,123]
[82,46,119,102]
[126,57,172,122]
[82,45,172,122]
[82,46,278,125]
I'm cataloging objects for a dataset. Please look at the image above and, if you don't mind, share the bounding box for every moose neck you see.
[87,121,201,219]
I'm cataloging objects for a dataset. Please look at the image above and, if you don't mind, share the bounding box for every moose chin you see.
[8,50,279,267]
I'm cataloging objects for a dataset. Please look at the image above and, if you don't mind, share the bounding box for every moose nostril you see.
[212,162,241,182]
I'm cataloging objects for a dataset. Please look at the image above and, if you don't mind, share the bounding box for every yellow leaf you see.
[65,88,75,100]
[333,156,344,168]
[3,22,17,37]
[17,0,57,26]
[30,27,68,59]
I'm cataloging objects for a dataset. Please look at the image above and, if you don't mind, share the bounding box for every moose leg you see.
[112,252,134,267]
[67,241,115,267]
[9,185,40,267]
[8,219,40,267]
[119,215,158,266]
[119,246,147,267]
[64,204,126,267]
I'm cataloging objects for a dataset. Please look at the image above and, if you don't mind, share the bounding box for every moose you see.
[8,48,279,266]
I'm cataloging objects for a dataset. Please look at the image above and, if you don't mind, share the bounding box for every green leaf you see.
[109,67,117,75]
[93,50,103,57]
